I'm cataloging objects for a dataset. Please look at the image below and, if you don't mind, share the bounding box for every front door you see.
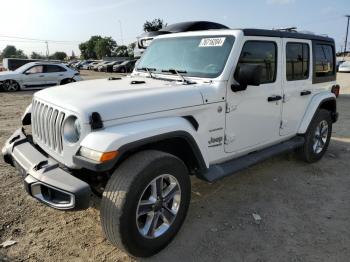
[225,38,283,153]
[22,65,47,88]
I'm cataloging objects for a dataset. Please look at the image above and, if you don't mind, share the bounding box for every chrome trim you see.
[32,99,65,154]
[30,182,75,209]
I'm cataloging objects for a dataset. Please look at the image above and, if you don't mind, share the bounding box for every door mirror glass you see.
[232,64,262,92]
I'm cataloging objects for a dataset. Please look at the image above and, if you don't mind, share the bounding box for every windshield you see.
[14,63,33,73]
[137,35,235,78]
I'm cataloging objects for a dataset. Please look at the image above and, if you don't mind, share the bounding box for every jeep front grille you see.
[32,100,65,154]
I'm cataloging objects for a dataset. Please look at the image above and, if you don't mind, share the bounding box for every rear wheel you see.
[298,109,332,163]
[100,150,191,257]
[60,78,75,85]
[3,80,20,92]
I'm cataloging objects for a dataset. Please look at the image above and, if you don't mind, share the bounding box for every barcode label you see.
[199,37,226,47]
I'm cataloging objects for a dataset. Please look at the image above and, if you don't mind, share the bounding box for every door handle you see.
[267,95,282,102]
[300,90,311,96]
[38,75,45,77]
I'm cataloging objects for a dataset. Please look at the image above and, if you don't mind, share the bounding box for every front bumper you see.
[2,128,91,211]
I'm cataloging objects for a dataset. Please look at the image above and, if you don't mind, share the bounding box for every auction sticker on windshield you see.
[199,37,226,47]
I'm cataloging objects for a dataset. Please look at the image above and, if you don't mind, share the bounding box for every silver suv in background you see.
[0,62,82,92]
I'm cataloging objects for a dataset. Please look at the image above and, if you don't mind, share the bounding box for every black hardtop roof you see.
[242,28,334,43]
[161,21,229,33]
[139,21,229,38]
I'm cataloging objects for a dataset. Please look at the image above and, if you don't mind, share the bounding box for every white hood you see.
[34,77,204,123]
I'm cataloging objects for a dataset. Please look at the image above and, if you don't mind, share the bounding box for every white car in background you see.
[338,61,350,72]
[0,62,82,92]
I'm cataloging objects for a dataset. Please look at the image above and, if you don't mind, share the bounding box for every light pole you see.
[344,15,350,55]
[118,20,124,45]
[45,41,49,59]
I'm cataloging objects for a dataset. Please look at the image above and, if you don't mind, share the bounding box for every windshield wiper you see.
[137,67,156,78]
[161,69,195,84]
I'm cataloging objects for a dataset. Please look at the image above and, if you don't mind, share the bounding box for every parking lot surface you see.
[1,72,350,262]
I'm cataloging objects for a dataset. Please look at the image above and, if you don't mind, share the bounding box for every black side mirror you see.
[232,64,262,92]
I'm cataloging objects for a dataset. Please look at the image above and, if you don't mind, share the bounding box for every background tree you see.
[70,51,77,60]
[127,42,136,57]
[114,45,129,57]
[95,37,117,58]
[143,18,166,32]
[1,45,28,59]
[79,35,102,59]
[31,52,45,59]
[49,51,67,61]
[79,36,117,59]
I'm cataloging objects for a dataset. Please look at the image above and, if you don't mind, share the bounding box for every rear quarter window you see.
[312,41,336,84]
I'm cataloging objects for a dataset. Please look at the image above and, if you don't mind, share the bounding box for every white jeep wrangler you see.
[2,28,339,257]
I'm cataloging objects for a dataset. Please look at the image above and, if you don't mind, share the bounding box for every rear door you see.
[280,39,312,136]
[44,65,67,86]
[225,38,283,153]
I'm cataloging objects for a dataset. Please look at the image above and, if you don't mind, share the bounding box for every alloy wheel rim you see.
[5,80,18,91]
[313,120,328,154]
[136,174,181,239]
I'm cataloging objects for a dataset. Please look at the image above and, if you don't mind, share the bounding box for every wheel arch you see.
[298,93,337,134]
[60,78,74,85]
[77,117,209,175]
[116,131,207,176]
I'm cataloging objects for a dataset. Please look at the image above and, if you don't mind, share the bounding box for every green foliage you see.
[31,52,45,59]
[143,18,166,32]
[127,42,136,58]
[114,45,128,57]
[1,45,28,59]
[95,37,117,58]
[79,36,117,59]
[49,51,67,61]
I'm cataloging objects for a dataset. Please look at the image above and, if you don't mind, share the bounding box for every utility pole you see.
[118,20,124,45]
[344,15,350,55]
[45,41,49,59]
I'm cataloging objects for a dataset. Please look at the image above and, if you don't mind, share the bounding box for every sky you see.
[0,0,349,57]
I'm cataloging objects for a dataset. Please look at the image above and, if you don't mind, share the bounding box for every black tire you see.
[3,80,20,92]
[100,150,191,257]
[60,78,75,85]
[120,67,126,73]
[298,109,332,163]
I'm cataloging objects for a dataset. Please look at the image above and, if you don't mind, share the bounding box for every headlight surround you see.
[63,116,81,143]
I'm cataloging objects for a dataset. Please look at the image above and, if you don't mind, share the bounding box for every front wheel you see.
[3,80,20,92]
[100,150,191,257]
[298,109,332,163]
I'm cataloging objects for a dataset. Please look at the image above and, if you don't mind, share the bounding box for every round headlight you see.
[63,116,81,143]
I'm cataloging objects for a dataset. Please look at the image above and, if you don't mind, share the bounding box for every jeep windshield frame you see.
[136,35,235,78]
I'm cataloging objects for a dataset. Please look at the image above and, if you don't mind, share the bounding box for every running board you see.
[201,136,305,182]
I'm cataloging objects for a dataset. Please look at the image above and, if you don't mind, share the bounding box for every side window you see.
[45,65,66,73]
[314,44,334,78]
[314,43,335,83]
[25,65,43,74]
[236,41,277,84]
[286,43,309,81]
